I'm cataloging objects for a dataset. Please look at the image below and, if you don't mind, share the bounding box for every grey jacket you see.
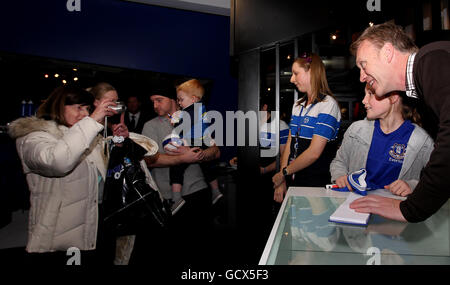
[142,116,208,200]
[330,119,434,190]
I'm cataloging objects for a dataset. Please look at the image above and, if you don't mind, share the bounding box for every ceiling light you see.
[54,73,59,78]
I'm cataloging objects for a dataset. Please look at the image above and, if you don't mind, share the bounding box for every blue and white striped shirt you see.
[290,95,341,141]
[260,119,289,148]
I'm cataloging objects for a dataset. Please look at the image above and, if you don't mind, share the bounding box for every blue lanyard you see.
[291,102,316,161]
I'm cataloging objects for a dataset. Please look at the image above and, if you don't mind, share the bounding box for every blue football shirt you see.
[365,120,414,189]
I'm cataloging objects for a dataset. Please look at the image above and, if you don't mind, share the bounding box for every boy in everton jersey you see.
[330,85,433,197]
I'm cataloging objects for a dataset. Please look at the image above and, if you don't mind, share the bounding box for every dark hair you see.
[400,94,421,126]
[126,95,141,102]
[36,85,94,126]
[151,80,177,100]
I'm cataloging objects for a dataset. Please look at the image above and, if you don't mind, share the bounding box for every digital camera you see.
[108,101,126,114]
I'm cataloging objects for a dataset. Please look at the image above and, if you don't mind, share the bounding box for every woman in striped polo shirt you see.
[272,53,341,203]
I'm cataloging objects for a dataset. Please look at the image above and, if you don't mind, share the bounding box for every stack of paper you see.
[329,192,370,226]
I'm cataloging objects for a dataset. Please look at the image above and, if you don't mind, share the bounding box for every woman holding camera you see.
[8,85,121,264]
[89,82,121,136]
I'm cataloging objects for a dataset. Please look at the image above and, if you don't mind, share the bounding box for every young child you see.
[169,79,222,213]
[330,84,434,197]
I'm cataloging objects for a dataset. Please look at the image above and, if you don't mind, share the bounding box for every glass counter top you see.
[260,187,450,265]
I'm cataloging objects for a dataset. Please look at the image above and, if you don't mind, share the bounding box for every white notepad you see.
[329,192,370,226]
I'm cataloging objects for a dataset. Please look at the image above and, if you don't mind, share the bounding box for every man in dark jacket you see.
[349,23,450,223]
[124,95,153,134]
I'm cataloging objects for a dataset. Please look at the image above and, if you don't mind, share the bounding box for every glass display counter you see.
[260,187,450,265]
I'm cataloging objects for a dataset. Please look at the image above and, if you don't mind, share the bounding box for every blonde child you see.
[169,79,222,213]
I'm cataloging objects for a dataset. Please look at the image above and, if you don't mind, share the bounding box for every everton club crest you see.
[389,143,406,161]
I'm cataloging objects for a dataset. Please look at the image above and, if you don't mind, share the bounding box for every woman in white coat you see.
[8,85,122,264]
